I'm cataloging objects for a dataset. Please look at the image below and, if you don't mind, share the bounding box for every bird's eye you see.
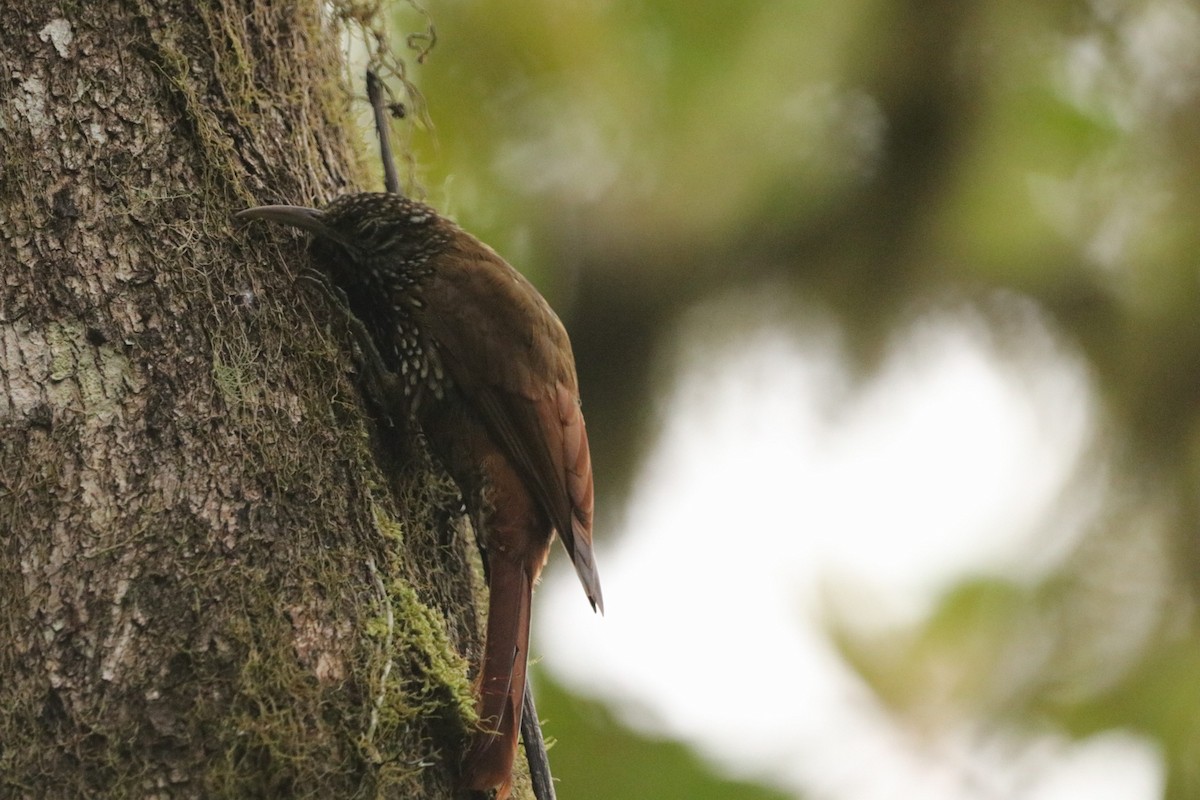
[354,218,400,252]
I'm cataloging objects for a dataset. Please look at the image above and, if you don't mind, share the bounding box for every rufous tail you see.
[461,555,533,799]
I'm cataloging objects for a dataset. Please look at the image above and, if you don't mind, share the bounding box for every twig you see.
[367,69,402,196]
[522,679,557,800]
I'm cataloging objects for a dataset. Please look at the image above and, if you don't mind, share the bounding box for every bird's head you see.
[236,192,448,269]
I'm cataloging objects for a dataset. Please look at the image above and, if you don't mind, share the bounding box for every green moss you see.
[363,496,477,759]
[387,579,477,724]
[210,337,261,412]
[372,498,407,545]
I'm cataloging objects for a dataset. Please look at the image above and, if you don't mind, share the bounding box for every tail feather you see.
[555,382,603,613]
[462,557,533,799]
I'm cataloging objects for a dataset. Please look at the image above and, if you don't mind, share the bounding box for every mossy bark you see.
[0,2,498,797]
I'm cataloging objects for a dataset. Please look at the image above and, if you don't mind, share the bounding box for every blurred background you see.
[381,1,1200,797]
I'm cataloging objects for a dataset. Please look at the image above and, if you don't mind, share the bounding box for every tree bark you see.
[1,2,495,797]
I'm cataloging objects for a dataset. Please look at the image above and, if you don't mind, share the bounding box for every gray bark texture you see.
[0,2,501,798]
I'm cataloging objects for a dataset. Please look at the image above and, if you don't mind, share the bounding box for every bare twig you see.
[367,69,402,196]
[522,680,557,800]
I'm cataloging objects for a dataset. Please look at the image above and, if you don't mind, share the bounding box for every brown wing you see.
[421,236,603,612]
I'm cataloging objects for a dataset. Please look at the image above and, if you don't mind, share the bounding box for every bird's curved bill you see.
[235,204,327,235]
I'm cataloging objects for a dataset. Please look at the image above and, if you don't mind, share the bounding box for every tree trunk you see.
[1,3,497,797]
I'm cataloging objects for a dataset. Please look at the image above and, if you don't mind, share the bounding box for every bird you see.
[236,192,603,799]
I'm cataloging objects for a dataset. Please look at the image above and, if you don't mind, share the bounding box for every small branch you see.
[522,680,557,800]
[367,69,402,196]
